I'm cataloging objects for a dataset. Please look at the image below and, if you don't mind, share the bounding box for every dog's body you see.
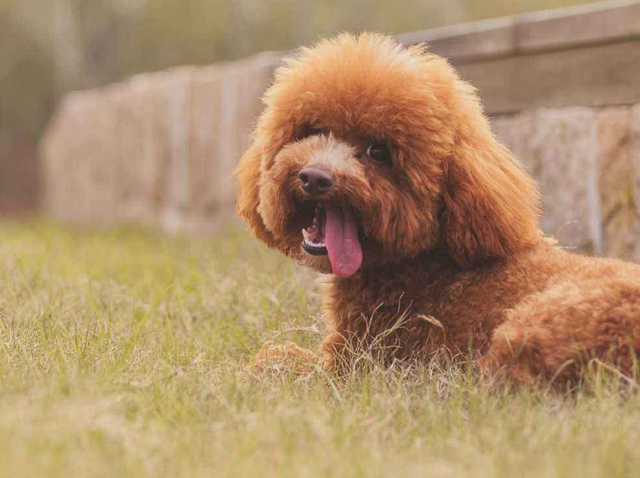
[237,33,640,384]
[320,240,640,383]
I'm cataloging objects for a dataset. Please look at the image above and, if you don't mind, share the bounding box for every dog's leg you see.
[253,341,317,375]
[483,278,640,386]
[317,331,350,373]
[252,328,353,376]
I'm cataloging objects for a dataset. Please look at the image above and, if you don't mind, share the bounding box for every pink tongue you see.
[324,207,363,277]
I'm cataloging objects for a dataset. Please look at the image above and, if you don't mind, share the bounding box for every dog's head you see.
[236,33,540,277]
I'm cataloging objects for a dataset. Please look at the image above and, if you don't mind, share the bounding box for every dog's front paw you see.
[253,341,317,375]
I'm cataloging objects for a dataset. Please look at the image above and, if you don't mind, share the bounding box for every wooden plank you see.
[396,17,516,62]
[396,0,640,63]
[458,39,640,115]
[517,0,640,53]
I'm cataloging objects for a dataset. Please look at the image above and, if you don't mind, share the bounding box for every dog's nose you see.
[298,167,334,196]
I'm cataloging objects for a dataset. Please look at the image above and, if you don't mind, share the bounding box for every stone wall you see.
[41,0,640,259]
[42,51,281,232]
[493,105,640,257]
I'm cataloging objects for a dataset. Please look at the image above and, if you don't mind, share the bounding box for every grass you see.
[1,220,640,478]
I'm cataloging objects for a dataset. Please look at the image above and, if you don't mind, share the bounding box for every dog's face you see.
[237,33,540,277]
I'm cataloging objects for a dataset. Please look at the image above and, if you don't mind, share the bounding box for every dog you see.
[236,33,640,385]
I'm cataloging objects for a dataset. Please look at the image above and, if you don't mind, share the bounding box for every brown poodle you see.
[236,33,640,385]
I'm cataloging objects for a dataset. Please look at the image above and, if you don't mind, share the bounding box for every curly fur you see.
[237,33,640,385]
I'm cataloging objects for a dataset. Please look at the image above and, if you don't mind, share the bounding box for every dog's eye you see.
[366,143,391,163]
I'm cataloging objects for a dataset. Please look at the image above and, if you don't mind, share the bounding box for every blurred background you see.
[0,0,604,216]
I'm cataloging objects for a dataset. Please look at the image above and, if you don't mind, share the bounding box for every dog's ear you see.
[441,122,541,266]
[236,141,280,249]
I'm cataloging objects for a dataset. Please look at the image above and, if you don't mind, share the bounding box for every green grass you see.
[1,220,640,478]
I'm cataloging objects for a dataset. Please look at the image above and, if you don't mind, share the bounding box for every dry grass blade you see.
[417,313,447,343]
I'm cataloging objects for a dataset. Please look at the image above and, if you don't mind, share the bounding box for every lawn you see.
[1,220,639,478]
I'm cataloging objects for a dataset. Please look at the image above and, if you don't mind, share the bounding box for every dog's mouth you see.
[301,203,328,255]
[300,201,363,277]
